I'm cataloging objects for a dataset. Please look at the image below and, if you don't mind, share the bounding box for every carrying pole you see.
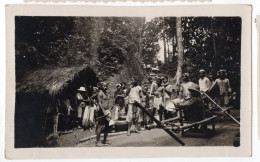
[134,101,185,146]
[202,92,240,126]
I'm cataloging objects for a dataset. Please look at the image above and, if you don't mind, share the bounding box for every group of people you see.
[59,68,233,146]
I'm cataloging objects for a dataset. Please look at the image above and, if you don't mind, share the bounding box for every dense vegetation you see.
[15,16,241,91]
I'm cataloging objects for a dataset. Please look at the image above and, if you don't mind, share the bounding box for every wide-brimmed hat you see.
[116,84,121,88]
[78,87,86,92]
[188,83,200,94]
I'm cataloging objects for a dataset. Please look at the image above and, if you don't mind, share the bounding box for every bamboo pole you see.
[202,92,240,126]
[134,101,185,146]
[161,117,181,124]
[179,116,217,130]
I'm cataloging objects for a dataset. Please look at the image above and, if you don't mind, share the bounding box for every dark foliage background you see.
[15,16,241,148]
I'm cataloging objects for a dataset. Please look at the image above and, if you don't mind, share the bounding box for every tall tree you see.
[174,17,184,85]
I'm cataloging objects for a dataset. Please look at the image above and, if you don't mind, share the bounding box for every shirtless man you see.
[95,82,111,146]
[126,77,142,136]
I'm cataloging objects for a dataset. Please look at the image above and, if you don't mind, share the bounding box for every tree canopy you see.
[15,16,241,91]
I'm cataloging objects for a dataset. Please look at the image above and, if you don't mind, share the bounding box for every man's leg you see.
[126,103,133,136]
[77,106,83,128]
[158,105,164,121]
[103,121,110,145]
[95,123,103,146]
[135,108,142,132]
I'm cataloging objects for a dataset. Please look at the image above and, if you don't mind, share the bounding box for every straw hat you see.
[78,87,86,92]
[188,83,200,94]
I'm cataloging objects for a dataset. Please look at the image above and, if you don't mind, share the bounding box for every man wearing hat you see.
[76,86,87,128]
[179,73,193,100]
[177,83,204,122]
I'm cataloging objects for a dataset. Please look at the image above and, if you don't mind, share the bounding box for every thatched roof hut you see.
[16,65,98,97]
[15,65,99,148]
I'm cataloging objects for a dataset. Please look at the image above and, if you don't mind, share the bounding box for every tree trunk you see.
[211,17,217,70]
[175,17,184,85]
[163,33,167,64]
[163,18,167,65]
[139,17,145,57]
[167,37,170,64]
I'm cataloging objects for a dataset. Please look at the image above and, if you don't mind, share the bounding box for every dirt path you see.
[76,121,239,147]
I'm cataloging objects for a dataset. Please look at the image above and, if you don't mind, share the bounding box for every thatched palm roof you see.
[16,65,94,96]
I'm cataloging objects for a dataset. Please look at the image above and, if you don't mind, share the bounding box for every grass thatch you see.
[16,64,92,96]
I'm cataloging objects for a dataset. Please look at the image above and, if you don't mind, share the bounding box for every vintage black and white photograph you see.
[13,15,243,148]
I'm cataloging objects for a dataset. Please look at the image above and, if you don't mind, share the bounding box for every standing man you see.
[140,86,150,127]
[198,69,212,93]
[95,82,111,146]
[75,87,87,129]
[211,69,232,108]
[114,83,125,119]
[198,69,212,109]
[150,77,164,121]
[149,76,158,96]
[162,76,174,120]
[126,77,142,136]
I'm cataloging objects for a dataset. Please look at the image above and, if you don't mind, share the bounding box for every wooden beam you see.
[161,117,181,123]
[179,116,217,130]
[134,101,185,146]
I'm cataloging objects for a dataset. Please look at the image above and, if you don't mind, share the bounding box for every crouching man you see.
[176,83,204,123]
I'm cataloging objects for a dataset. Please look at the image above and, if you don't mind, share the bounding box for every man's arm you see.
[149,82,155,96]
[227,79,232,93]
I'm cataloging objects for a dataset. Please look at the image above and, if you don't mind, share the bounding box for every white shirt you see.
[199,77,211,92]
[128,86,142,103]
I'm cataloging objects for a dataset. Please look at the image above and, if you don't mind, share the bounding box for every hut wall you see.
[15,93,50,148]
